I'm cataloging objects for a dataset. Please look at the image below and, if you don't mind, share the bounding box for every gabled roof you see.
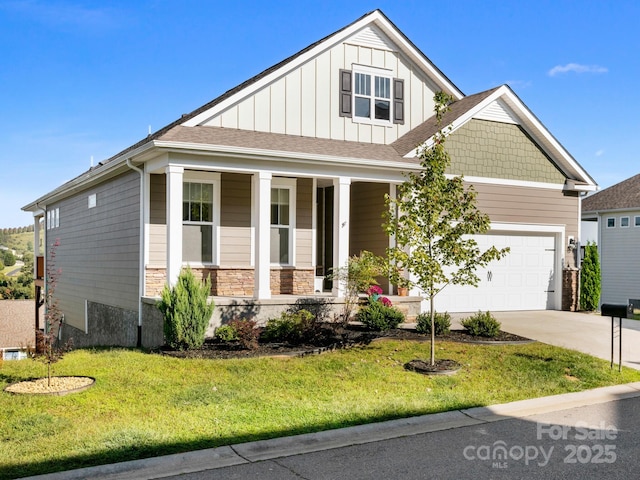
[391,87,501,155]
[73,9,462,173]
[394,84,596,187]
[582,173,640,212]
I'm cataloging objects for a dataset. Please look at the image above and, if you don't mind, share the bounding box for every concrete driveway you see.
[451,310,640,370]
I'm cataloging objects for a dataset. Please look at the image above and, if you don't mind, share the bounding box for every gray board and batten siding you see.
[47,171,141,346]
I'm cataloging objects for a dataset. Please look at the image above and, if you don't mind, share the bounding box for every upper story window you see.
[47,208,59,230]
[621,216,630,228]
[635,216,640,227]
[339,66,404,126]
[354,71,391,121]
[606,217,615,228]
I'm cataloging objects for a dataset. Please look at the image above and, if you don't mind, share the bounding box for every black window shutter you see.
[393,78,404,124]
[339,69,352,118]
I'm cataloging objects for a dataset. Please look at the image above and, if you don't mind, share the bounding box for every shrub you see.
[262,309,317,344]
[356,297,405,331]
[215,325,238,342]
[158,268,215,350]
[227,319,258,350]
[416,311,451,335]
[461,311,501,338]
[580,241,601,311]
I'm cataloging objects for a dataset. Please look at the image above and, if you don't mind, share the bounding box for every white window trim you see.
[606,217,615,228]
[88,193,97,209]
[352,64,394,127]
[620,216,630,228]
[46,208,60,230]
[182,171,221,266]
[271,177,296,267]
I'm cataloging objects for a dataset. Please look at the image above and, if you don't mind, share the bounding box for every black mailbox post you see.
[601,303,628,372]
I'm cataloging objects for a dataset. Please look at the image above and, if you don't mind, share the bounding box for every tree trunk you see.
[430,295,435,365]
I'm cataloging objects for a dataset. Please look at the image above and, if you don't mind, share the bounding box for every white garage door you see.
[433,233,557,312]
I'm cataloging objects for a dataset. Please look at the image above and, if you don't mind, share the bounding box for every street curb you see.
[24,382,640,480]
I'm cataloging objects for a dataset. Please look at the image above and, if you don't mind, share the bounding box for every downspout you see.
[126,158,145,348]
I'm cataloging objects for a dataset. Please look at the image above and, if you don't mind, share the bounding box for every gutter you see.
[126,158,145,348]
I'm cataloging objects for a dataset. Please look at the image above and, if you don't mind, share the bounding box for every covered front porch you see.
[142,154,408,302]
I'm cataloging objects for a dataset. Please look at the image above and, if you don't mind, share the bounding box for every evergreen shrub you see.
[356,297,405,331]
[158,268,214,350]
[416,311,452,335]
[461,311,501,338]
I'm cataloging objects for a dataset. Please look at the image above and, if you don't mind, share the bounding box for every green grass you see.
[1,340,639,478]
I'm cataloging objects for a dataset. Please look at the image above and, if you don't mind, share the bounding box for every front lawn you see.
[1,340,639,478]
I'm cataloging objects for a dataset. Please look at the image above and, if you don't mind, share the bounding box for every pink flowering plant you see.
[357,284,403,331]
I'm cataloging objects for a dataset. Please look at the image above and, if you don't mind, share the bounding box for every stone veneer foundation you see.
[145,267,315,297]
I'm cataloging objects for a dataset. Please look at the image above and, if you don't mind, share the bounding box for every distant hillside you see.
[0,227,40,257]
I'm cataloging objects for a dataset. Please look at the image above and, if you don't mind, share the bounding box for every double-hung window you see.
[354,72,391,121]
[339,65,403,126]
[182,173,220,264]
[270,179,296,265]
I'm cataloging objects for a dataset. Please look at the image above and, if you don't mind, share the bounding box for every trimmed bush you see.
[415,312,451,335]
[356,298,405,331]
[215,325,238,342]
[227,319,259,350]
[157,268,214,350]
[262,309,317,344]
[580,241,601,311]
[461,311,501,338]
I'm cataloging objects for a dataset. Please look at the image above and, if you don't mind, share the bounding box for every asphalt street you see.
[161,395,640,480]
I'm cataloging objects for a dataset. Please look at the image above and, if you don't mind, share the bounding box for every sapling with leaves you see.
[383,92,509,366]
[30,238,72,386]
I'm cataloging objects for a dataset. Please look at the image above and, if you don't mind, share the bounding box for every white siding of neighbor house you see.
[599,209,640,305]
[200,33,437,145]
[46,171,140,332]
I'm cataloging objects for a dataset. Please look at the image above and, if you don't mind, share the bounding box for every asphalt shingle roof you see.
[582,173,640,212]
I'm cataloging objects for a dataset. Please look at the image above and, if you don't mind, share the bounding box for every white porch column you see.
[253,171,272,299]
[166,165,184,287]
[332,176,351,297]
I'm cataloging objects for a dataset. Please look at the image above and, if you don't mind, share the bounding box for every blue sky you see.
[1,0,639,228]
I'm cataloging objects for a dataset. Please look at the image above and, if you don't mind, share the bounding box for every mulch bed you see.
[159,325,532,360]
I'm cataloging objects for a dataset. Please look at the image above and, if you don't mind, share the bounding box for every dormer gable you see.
[181,10,462,146]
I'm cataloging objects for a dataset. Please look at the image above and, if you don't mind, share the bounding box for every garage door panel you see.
[432,233,557,313]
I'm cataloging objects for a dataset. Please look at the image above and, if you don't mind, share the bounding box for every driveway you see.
[451,310,640,371]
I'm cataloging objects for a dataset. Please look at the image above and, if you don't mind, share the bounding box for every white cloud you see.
[548,63,608,77]
[595,149,605,157]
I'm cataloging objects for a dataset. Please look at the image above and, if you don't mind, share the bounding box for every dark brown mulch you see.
[404,358,461,375]
[158,326,533,360]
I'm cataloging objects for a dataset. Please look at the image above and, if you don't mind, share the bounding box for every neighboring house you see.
[0,300,36,360]
[581,173,640,308]
[22,10,596,348]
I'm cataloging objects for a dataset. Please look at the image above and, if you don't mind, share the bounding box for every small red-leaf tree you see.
[30,238,72,386]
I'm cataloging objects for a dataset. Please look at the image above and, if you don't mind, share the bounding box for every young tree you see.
[383,92,509,366]
[30,239,72,385]
[580,241,601,311]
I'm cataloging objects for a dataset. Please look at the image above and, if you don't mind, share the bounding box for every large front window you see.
[183,182,213,263]
[354,69,391,122]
